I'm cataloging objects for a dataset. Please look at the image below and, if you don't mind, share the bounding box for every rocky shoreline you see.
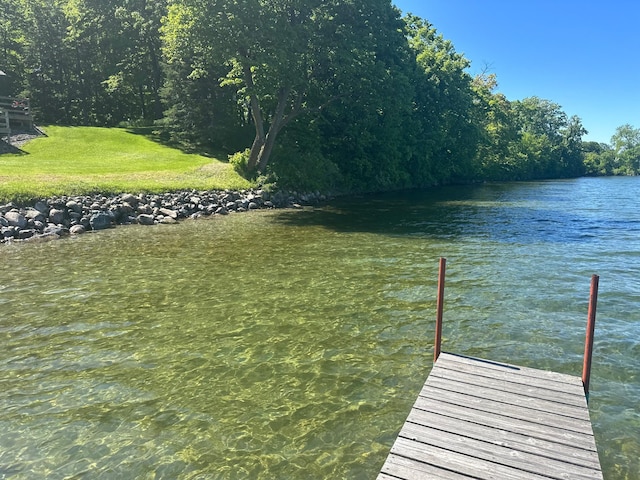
[0,189,326,244]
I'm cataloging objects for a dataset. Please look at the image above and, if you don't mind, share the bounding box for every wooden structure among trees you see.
[0,109,9,138]
[0,96,33,138]
[378,259,603,479]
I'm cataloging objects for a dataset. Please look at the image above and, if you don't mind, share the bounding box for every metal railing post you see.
[434,258,446,362]
[582,274,599,399]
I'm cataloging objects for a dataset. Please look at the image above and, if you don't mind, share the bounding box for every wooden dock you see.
[377,352,603,479]
[377,259,603,479]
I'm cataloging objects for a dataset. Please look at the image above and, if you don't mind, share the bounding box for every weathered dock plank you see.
[423,374,592,421]
[429,363,586,407]
[377,352,603,480]
[442,352,585,386]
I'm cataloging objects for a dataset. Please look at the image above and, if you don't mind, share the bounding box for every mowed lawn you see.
[0,126,252,203]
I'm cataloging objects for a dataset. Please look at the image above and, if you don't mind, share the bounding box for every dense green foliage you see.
[1,0,634,192]
[581,124,640,176]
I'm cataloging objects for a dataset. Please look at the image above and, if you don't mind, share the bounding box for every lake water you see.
[1,177,638,479]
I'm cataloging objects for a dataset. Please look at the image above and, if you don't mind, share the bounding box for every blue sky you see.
[392,0,640,143]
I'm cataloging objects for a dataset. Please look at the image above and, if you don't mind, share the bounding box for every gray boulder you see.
[66,200,83,214]
[159,207,178,219]
[49,208,65,225]
[44,224,69,236]
[2,226,17,239]
[137,214,155,225]
[121,193,139,208]
[34,201,49,214]
[68,212,82,223]
[5,211,27,228]
[137,204,153,214]
[89,212,113,230]
[119,203,135,216]
[17,229,35,240]
[0,203,15,214]
[25,208,46,223]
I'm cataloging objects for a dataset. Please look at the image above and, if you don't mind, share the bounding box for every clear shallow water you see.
[1,177,638,479]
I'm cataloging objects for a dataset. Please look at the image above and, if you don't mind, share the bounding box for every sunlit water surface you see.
[1,177,638,479]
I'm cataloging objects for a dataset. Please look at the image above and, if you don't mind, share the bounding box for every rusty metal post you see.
[582,274,599,398]
[434,258,446,362]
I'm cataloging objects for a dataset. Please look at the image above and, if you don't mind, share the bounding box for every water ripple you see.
[0,177,638,478]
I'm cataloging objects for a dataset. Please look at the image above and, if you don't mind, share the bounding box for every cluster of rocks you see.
[0,189,327,244]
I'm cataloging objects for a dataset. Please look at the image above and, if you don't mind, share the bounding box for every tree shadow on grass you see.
[123,126,235,160]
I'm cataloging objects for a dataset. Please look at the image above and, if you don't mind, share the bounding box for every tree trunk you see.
[244,63,266,172]
[242,59,303,174]
[247,98,265,172]
[138,83,147,120]
[146,36,164,119]
[256,86,291,172]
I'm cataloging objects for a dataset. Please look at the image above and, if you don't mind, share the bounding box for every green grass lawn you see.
[0,126,252,204]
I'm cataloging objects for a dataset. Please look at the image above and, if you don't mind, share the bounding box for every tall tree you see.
[558,114,587,177]
[15,0,165,125]
[510,97,585,179]
[0,0,28,96]
[611,124,640,174]
[470,72,520,180]
[164,0,317,173]
[105,0,165,121]
[404,15,479,184]
[583,141,615,176]
[162,0,416,181]
[305,1,418,191]
[20,0,76,123]
[161,27,248,151]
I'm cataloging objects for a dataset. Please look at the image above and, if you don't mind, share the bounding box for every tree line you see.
[1,0,638,191]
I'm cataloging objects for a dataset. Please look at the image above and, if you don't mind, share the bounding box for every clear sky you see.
[392,0,640,144]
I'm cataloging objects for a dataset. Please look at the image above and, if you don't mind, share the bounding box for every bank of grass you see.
[0,126,252,204]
